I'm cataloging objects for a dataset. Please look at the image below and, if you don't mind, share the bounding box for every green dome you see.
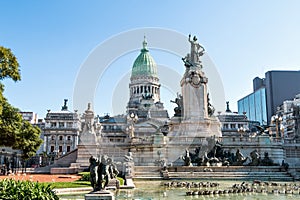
[131,38,158,78]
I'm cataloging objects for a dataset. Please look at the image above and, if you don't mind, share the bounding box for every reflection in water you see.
[60,180,300,200]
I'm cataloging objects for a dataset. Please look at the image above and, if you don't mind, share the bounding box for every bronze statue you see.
[233,149,248,166]
[89,156,99,191]
[182,149,192,166]
[96,155,111,190]
[170,94,183,117]
[188,34,205,64]
[207,93,215,116]
[89,155,118,191]
[249,150,260,166]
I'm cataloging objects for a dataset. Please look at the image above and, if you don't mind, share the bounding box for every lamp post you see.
[271,115,283,139]
[237,126,247,137]
[127,113,138,138]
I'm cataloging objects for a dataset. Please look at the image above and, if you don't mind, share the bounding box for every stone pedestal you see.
[74,143,98,169]
[85,190,114,200]
[181,81,208,121]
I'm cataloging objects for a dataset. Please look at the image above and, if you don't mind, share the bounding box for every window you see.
[66,146,71,152]
[59,135,63,141]
[230,124,236,129]
[50,146,55,152]
[59,122,64,128]
[67,136,71,141]
[223,124,228,129]
[51,122,57,127]
[51,135,55,140]
[59,146,63,153]
[67,122,73,128]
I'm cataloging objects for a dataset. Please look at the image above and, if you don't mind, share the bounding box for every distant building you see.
[238,70,300,124]
[218,102,260,138]
[238,87,267,125]
[218,102,249,136]
[19,111,38,124]
[271,94,300,140]
[269,94,300,166]
[43,99,80,156]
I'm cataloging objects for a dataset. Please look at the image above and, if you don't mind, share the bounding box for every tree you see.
[0,100,22,147]
[0,46,21,115]
[0,46,42,159]
[0,46,21,81]
[0,100,42,159]
[15,121,42,160]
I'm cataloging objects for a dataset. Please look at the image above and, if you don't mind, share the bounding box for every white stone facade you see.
[43,100,80,156]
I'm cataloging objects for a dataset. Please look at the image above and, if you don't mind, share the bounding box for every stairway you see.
[132,166,294,181]
[133,166,162,180]
[167,171,293,181]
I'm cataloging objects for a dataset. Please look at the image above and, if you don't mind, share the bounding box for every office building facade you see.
[238,70,300,125]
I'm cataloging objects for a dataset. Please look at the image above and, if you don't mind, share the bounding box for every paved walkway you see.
[0,173,81,182]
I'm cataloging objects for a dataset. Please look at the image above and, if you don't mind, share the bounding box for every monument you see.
[74,103,100,169]
[168,35,221,163]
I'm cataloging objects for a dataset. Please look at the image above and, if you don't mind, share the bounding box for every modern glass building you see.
[238,88,267,125]
[238,70,300,125]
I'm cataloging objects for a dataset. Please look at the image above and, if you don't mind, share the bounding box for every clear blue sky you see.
[1,1,300,118]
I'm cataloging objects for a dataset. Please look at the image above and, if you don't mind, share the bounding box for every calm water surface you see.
[60,180,300,200]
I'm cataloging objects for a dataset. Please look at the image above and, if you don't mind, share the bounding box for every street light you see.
[127,113,138,138]
[271,115,283,139]
[238,126,247,137]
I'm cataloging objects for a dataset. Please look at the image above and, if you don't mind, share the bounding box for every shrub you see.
[0,179,59,200]
[78,172,90,181]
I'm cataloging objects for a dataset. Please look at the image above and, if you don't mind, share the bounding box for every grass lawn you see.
[49,181,91,188]
[48,177,124,189]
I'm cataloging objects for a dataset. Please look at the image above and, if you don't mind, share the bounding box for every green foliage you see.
[0,100,22,147]
[117,177,124,186]
[0,46,42,159]
[49,181,91,189]
[0,100,42,159]
[0,46,21,115]
[0,46,21,82]
[15,121,42,160]
[78,172,90,181]
[0,179,59,200]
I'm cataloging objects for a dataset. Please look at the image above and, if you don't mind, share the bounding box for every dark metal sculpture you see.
[181,149,192,166]
[170,94,183,117]
[89,155,119,191]
[187,141,280,167]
